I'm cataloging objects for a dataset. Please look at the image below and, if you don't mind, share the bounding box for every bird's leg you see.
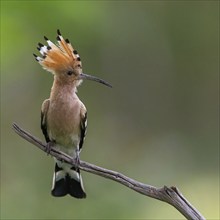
[73,148,80,169]
[45,140,55,155]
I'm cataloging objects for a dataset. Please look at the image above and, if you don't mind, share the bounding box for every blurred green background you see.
[1,1,219,219]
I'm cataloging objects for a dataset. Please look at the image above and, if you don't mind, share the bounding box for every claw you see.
[45,141,55,155]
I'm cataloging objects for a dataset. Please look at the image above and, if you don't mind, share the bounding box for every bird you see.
[33,29,112,198]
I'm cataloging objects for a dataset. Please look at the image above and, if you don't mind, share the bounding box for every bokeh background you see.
[1,1,219,219]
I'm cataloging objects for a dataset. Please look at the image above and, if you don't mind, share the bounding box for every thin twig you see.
[12,122,205,220]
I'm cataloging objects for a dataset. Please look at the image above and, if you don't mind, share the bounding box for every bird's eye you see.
[67,71,73,76]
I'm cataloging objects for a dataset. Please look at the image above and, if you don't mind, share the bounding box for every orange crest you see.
[34,30,82,73]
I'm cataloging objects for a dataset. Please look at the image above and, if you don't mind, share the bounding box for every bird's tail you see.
[51,162,86,198]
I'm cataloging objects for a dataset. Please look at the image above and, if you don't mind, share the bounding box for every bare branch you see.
[12,123,205,220]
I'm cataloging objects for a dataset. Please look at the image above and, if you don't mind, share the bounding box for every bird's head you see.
[34,29,112,88]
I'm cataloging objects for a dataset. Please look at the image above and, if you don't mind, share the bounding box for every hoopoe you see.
[33,30,111,198]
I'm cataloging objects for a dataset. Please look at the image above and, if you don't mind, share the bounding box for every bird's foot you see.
[45,141,55,155]
[73,150,80,170]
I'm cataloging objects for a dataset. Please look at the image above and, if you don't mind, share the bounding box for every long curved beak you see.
[79,73,112,88]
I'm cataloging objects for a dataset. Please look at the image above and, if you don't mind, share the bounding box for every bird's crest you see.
[33,29,82,73]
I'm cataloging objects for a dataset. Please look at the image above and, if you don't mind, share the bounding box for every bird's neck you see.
[50,78,78,101]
